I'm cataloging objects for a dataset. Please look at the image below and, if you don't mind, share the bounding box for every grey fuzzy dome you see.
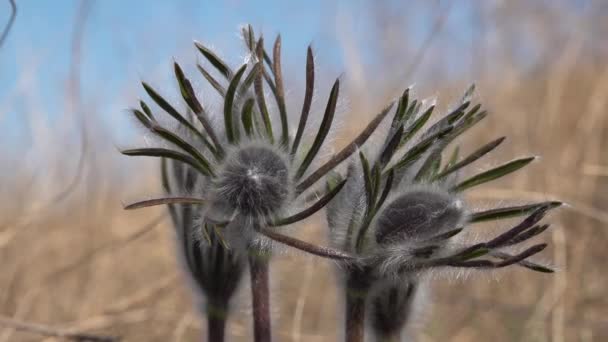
[375,190,464,244]
[216,146,290,217]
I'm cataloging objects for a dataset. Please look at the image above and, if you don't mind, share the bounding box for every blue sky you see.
[0,1,491,150]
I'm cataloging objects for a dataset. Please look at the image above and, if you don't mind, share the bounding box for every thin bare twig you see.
[401,0,452,79]
[0,0,16,49]
[0,316,118,342]
[43,214,165,283]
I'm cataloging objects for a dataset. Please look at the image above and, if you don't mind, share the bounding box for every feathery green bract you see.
[197,64,226,96]
[253,57,274,143]
[379,126,404,167]
[140,100,154,119]
[194,41,232,79]
[296,79,340,179]
[470,201,562,222]
[224,64,248,143]
[132,109,153,129]
[239,66,260,95]
[124,196,206,210]
[376,169,394,213]
[151,124,215,177]
[122,148,211,176]
[451,156,536,192]
[141,82,218,157]
[174,62,203,114]
[296,102,394,195]
[360,151,374,211]
[434,137,506,180]
[291,46,315,156]
[241,98,255,137]
[393,88,411,125]
[272,35,289,147]
[391,125,454,172]
[399,104,435,148]
[270,179,347,227]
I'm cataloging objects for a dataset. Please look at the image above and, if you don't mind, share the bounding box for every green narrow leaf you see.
[371,164,381,206]
[271,179,347,227]
[242,25,273,70]
[238,65,260,95]
[160,158,180,225]
[423,102,470,141]
[444,146,460,171]
[394,88,410,124]
[489,251,554,273]
[461,83,476,102]
[295,78,339,179]
[139,100,155,120]
[175,62,225,157]
[197,64,226,97]
[254,38,275,143]
[224,64,248,143]
[405,99,418,118]
[400,105,435,148]
[413,145,445,182]
[376,168,395,211]
[391,125,454,172]
[124,196,206,210]
[462,103,481,121]
[272,35,289,147]
[194,41,232,79]
[174,62,203,113]
[132,109,153,129]
[446,110,489,144]
[470,201,562,223]
[452,156,536,192]
[241,98,255,137]
[379,126,404,168]
[359,151,374,210]
[449,102,474,124]
[122,148,210,176]
[354,152,380,253]
[434,137,506,181]
[291,45,315,156]
[151,125,215,177]
[460,247,491,261]
[242,24,255,51]
[142,82,217,156]
[295,102,394,194]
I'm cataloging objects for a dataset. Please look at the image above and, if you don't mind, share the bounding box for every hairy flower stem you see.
[249,251,272,342]
[345,272,370,342]
[206,299,228,342]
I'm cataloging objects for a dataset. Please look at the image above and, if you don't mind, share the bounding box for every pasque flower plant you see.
[122,25,560,342]
[123,25,394,341]
[325,86,561,341]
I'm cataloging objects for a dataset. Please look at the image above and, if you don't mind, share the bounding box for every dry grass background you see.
[1,1,607,341]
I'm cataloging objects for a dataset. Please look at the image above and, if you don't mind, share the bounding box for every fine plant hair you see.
[122,25,398,341]
[325,86,562,342]
[121,25,561,342]
[161,134,245,342]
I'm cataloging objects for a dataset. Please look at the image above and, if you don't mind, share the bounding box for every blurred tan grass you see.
[1,1,608,341]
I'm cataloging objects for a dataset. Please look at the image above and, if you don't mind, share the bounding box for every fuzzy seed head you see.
[375,190,465,244]
[215,145,290,217]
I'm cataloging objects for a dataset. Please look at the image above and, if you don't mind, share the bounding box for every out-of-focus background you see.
[1,0,606,341]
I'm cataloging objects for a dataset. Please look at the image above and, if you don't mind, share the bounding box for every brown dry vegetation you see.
[1,1,607,341]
